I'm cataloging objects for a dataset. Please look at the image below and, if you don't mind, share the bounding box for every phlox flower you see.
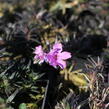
[46,43,71,69]
[34,45,45,64]
[33,43,72,69]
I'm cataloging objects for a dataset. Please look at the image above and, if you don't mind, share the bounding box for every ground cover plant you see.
[0,0,109,109]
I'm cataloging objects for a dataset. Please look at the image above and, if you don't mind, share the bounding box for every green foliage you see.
[60,66,89,91]
[19,103,27,109]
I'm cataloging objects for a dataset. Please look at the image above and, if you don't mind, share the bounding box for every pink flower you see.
[34,45,45,64]
[46,43,71,69]
[33,43,72,69]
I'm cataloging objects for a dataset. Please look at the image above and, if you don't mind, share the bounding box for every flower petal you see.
[34,55,38,60]
[53,43,62,52]
[33,45,45,64]
[46,52,57,68]
[58,52,71,60]
[57,59,66,69]
[34,45,43,55]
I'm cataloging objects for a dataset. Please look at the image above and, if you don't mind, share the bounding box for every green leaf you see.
[0,97,5,103]
[66,102,71,109]
[19,103,27,109]
[7,89,20,103]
